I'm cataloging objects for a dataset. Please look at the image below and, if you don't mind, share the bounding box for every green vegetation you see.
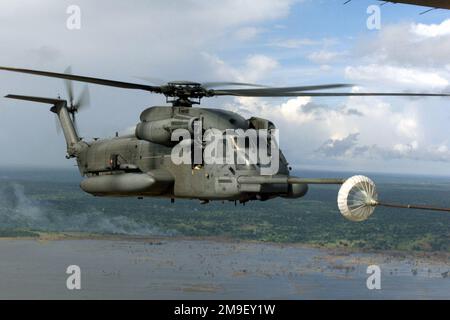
[1,168,450,253]
[0,229,39,238]
[136,199,450,252]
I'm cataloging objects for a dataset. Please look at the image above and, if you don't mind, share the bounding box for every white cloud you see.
[244,55,279,82]
[270,38,318,48]
[269,37,337,49]
[234,27,264,41]
[227,17,450,172]
[206,17,450,170]
[279,97,314,122]
[0,0,297,167]
[316,133,360,157]
[1,1,450,174]
[345,65,449,90]
[392,141,418,155]
[315,133,450,163]
[396,118,418,140]
[203,53,278,83]
[308,50,344,64]
[411,19,450,38]
[354,21,450,68]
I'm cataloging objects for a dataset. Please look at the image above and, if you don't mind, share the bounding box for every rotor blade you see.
[64,66,74,106]
[0,66,163,93]
[212,91,450,97]
[71,111,79,134]
[73,118,79,135]
[74,85,90,111]
[5,94,65,105]
[3,66,448,99]
[135,76,166,86]
[202,82,268,89]
[294,92,450,97]
[211,84,354,96]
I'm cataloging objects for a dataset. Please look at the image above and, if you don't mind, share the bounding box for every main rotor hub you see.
[168,81,202,86]
[162,82,213,107]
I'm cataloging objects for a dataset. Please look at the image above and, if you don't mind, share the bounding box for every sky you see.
[0,0,450,175]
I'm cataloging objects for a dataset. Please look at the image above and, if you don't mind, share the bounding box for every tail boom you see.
[5,94,84,158]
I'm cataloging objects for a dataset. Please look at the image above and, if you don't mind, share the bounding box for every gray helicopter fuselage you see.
[4,66,449,214]
[76,106,299,202]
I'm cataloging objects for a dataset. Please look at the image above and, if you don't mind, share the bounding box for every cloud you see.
[225,84,450,168]
[308,50,345,64]
[0,0,297,168]
[269,37,337,49]
[230,95,365,125]
[234,27,264,41]
[269,38,319,48]
[245,55,280,81]
[224,17,450,173]
[343,108,364,117]
[203,52,279,82]
[27,45,63,64]
[354,20,450,68]
[1,1,450,175]
[396,118,418,140]
[411,19,450,38]
[345,65,449,90]
[316,133,360,157]
[315,133,450,163]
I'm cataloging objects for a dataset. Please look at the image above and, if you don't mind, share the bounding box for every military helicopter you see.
[2,65,450,222]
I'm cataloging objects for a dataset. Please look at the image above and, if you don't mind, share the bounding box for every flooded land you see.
[0,168,449,299]
[0,237,448,299]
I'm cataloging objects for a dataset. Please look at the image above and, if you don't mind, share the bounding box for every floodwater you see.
[0,238,448,299]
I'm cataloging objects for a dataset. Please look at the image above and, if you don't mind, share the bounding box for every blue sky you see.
[0,0,450,175]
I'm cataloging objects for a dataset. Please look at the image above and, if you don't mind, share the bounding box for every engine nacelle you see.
[248,116,276,131]
[135,115,198,146]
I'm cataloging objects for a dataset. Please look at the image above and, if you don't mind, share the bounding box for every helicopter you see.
[2,65,450,222]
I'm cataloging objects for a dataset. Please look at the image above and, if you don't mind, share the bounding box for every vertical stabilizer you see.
[5,94,84,158]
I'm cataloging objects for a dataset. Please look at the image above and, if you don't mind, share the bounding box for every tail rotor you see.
[64,66,90,132]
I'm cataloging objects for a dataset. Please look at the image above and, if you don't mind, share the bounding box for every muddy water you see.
[0,238,448,299]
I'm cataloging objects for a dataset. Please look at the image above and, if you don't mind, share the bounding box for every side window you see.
[109,154,119,170]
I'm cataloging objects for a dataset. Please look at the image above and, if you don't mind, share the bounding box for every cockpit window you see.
[225,135,258,170]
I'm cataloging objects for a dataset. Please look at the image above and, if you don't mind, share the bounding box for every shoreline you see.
[1,231,449,264]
